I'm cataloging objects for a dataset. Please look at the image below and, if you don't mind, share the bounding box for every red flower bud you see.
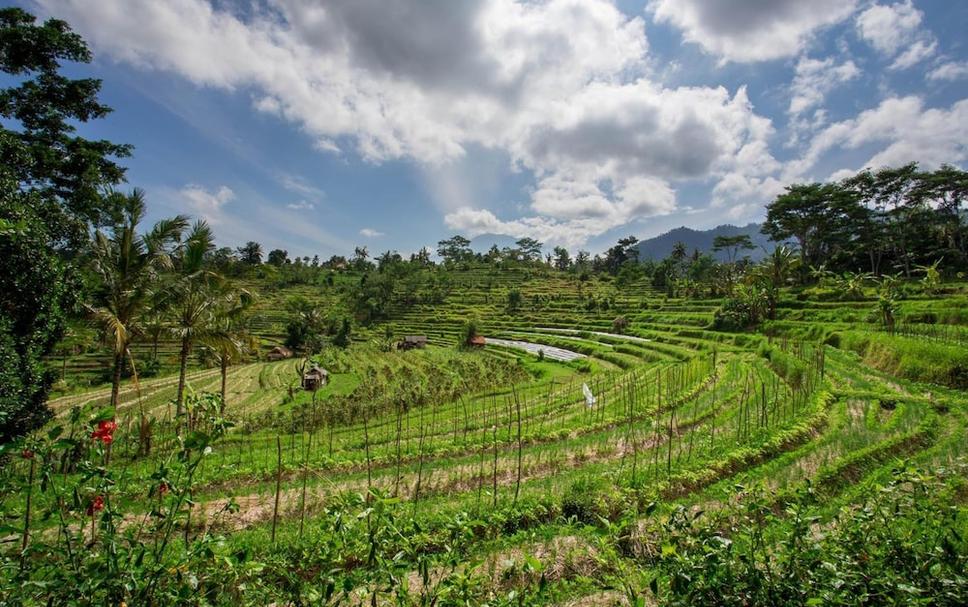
[158,482,169,497]
[21,449,34,460]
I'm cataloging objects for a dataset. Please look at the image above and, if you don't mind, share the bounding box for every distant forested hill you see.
[633,223,775,262]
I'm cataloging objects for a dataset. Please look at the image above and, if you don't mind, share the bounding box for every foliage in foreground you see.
[651,466,968,606]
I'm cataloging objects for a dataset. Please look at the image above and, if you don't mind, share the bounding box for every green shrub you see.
[654,467,968,607]
[838,331,968,388]
[561,476,622,524]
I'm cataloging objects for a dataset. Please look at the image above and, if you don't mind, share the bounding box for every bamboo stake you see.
[271,436,282,544]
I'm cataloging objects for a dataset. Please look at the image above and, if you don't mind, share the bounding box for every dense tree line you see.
[764,164,968,277]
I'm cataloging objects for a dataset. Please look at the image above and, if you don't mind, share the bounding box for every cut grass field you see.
[4,267,967,606]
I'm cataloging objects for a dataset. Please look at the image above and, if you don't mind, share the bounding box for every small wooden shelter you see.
[468,335,486,348]
[397,335,428,350]
[301,365,329,391]
[267,345,293,361]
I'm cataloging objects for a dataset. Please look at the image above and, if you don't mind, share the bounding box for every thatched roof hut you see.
[301,365,329,391]
[397,335,428,350]
[267,345,293,361]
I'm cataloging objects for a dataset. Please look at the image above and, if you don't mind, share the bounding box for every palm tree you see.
[142,310,167,361]
[755,245,799,319]
[87,189,187,413]
[168,220,218,432]
[200,286,256,414]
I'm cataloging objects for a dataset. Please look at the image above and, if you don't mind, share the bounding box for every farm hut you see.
[267,345,293,361]
[468,335,486,348]
[301,365,329,391]
[397,335,428,350]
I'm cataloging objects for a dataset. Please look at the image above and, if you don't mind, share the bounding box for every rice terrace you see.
[1,2,967,606]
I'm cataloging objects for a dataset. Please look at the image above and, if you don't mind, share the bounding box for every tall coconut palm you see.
[87,189,188,413]
[200,286,256,414]
[168,220,218,432]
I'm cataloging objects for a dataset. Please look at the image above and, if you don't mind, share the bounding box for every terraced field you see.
[5,268,967,606]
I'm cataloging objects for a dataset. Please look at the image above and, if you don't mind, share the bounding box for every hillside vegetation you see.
[4,263,967,606]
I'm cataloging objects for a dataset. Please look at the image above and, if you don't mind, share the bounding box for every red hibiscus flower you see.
[91,420,118,444]
[87,495,105,516]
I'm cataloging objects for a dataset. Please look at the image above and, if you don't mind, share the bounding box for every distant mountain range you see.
[464,224,777,263]
[632,223,776,262]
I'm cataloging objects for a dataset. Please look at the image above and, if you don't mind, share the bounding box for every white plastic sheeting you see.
[483,337,586,362]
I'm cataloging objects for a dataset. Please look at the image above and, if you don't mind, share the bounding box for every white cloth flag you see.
[582,383,596,408]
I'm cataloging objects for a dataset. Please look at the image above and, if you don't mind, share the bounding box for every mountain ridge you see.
[633,223,775,262]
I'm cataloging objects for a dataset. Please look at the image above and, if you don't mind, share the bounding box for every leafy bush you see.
[837,331,968,388]
[561,476,623,524]
[652,467,968,606]
[713,297,758,331]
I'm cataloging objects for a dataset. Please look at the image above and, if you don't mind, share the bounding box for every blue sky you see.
[25,0,968,257]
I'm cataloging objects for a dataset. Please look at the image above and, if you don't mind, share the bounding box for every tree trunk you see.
[176,337,191,434]
[110,349,124,409]
[220,356,228,415]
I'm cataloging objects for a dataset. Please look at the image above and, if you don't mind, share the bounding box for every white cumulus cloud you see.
[928,61,968,82]
[789,96,968,180]
[648,0,858,63]
[789,56,860,117]
[178,184,234,223]
[856,1,936,69]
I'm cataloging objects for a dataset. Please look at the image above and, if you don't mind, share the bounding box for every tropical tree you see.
[460,318,481,349]
[236,241,263,265]
[168,220,218,431]
[514,237,543,262]
[86,189,187,413]
[873,274,901,333]
[267,248,289,266]
[201,286,255,413]
[712,234,755,264]
[285,298,327,354]
[0,8,130,444]
[762,183,832,272]
[915,258,943,294]
[333,317,352,348]
[553,246,571,271]
[437,235,472,264]
[352,245,371,271]
[833,271,871,301]
[507,289,523,312]
[754,245,799,319]
[603,236,639,274]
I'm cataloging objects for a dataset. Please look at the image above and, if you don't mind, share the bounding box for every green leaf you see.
[184,431,210,450]
[92,407,115,423]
